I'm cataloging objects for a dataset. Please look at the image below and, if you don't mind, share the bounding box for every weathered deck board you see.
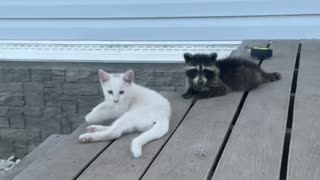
[212,40,299,180]
[140,41,267,180]
[2,134,65,180]
[288,40,320,180]
[13,124,111,180]
[76,92,192,180]
[141,93,242,180]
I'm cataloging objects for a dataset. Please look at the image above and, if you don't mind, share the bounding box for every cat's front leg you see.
[79,129,119,143]
[79,113,134,143]
[86,125,110,133]
[85,101,122,125]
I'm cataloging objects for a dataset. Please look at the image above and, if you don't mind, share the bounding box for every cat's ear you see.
[123,69,134,84]
[183,53,193,63]
[99,69,111,83]
[209,53,218,62]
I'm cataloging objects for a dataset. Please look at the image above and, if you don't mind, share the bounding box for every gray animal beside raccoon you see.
[182,52,281,99]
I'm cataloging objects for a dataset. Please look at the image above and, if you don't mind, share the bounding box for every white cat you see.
[79,69,171,158]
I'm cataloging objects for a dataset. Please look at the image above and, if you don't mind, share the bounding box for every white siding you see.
[0,0,319,40]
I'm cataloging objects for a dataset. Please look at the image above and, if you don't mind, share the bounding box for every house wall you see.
[0,0,320,40]
[0,61,185,158]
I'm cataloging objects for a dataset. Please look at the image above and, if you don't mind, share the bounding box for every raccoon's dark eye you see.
[203,70,215,80]
[119,90,124,95]
[186,69,198,78]
[108,90,113,94]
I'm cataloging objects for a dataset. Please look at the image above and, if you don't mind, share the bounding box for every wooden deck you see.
[6,40,320,180]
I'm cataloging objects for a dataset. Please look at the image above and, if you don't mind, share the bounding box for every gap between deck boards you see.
[137,101,196,179]
[206,41,272,180]
[279,42,301,180]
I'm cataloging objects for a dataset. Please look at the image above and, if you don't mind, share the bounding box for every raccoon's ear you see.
[183,53,193,63]
[209,53,218,62]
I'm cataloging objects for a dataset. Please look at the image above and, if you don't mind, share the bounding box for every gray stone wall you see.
[0,61,185,158]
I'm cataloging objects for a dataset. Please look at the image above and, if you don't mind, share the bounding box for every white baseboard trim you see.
[0,40,241,63]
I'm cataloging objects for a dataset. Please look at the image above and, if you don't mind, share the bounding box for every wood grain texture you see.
[2,134,65,180]
[212,40,299,180]
[140,40,268,180]
[76,92,192,180]
[13,124,111,180]
[287,40,320,180]
[141,93,243,180]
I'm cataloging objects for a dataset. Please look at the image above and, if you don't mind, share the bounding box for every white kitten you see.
[79,69,171,158]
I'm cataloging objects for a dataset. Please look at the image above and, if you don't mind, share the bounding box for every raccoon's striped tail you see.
[263,72,281,82]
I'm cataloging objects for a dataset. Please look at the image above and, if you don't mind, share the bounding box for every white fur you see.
[184,65,197,70]
[79,69,171,158]
[192,75,208,84]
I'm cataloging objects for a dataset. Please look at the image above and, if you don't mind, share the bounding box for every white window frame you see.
[0,40,241,63]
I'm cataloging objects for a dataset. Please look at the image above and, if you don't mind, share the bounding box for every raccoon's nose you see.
[197,79,204,84]
[113,99,119,103]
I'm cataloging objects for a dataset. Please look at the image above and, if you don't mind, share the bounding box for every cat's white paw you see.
[131,141,142,158]
[86,125,97,133]
[86,125,109,133]
[79,133,93,143]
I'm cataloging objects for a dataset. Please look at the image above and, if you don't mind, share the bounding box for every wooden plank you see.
[2,134,65,180]
[140,41,268,180]
[287,40,320,180]
[141,93,242,180]
[76,92,192,180]
[212,40,299,180]
[13,125,111,180]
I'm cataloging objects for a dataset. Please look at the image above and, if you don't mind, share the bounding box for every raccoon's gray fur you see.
[182,52,281,99]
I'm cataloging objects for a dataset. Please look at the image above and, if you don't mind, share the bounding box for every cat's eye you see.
[108,90,113,94]
[119,90,125,95]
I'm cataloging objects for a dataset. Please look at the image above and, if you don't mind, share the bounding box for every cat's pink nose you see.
[113,99,119,103]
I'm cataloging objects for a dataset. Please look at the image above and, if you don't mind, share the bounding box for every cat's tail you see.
[262,72,281,83]
[130,120,169,158]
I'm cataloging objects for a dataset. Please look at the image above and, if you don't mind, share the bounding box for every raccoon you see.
[182,52,281,99]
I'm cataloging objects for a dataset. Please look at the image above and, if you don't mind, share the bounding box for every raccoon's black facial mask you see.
[184,53,218,85]
[186,69,198,79]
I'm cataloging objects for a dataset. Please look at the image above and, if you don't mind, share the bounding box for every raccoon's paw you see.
[273,72,281,80]
[182,92,194,99]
